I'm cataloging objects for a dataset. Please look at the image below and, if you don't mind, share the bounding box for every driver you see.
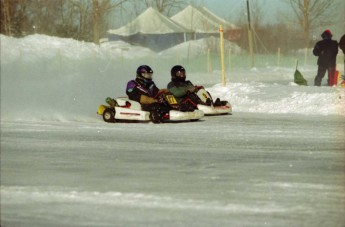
[167,65,226,108]
[126,65,170,115]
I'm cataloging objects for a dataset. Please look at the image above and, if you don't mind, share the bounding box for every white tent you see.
[199,7,238,30]
[170,5,240,40]
[108,7,190,51]
[108,7,189,35]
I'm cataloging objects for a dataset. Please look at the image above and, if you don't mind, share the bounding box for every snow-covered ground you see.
[1,34,345,226]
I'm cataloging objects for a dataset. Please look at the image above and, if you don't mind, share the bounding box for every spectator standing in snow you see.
[126,65,170,113]
[339,34,345,54]
[312,30,338,86]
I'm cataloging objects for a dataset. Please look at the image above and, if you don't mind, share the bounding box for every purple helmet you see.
[136,65,153,81]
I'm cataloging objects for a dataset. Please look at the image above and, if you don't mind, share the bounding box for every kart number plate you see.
[166,95,177,104]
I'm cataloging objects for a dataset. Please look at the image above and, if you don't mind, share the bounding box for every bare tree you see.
[1,0,12,35]
[284,0,337,49]
[233,0,265,53]
[133,0,187,16]
[0,0,129,43]
[92,0,129,44]
[93,0,101,44]
[249,0,264,30]
[66,1,92,40]
[0,0,31,36]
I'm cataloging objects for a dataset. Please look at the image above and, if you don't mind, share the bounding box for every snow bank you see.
[1,34,344,123]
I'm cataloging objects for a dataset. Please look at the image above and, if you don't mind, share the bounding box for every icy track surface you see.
[1,34,345,226]
[1,114,345,227]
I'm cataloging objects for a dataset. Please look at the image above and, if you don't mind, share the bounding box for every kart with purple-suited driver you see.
[97,90,204,124]
[97,86,231,123]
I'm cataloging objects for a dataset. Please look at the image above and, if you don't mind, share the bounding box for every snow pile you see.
[0,34,160,65]
[0,34,102,64]
[100,40,157,59]
[1,34,344,123]
[207,82,345,115]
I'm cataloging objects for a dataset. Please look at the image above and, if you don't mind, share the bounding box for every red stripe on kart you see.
[120,112,141,116]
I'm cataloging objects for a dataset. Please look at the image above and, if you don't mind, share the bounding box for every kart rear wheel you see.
[103,108,115,123]
[150,111,161,124]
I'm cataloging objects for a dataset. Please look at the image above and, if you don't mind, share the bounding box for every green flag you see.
[294,60,307,86]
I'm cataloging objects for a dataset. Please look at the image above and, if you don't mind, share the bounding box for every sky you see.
[201,0,344,38]
[110,0,344,40]
[202,0,285,22]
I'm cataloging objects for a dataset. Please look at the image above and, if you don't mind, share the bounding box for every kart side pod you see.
[97,97,203,123]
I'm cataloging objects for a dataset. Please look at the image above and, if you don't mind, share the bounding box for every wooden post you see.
[277,47,280,67]
[228,48,232,72]
[220,25,226,86]
[247,0,255,68]
[207,48,211,73]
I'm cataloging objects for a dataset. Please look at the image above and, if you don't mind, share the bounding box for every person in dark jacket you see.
[313,29,339,86]
[126,65,170,115]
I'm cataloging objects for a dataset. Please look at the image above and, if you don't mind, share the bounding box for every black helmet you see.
[171,65,186,82]
[136,65,153,82]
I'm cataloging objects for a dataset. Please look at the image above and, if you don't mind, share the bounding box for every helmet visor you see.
[142,72,153,80]
[175,70,186,78]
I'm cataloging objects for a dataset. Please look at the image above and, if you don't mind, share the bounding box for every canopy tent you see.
[170,5,240,40]
[199,6,240,40]
[108,7,190,51]
[199,7,238,30]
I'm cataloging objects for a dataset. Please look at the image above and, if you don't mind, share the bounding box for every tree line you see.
[0,0,186,44]
[0,0,133,44]
[0,0,339,53]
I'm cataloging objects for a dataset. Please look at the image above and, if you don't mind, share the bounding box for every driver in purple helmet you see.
[126,65,170,113]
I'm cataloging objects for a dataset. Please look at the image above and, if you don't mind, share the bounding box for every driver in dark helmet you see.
[167,65,225,109]
[126,65,170,113]
[167,65,203,111]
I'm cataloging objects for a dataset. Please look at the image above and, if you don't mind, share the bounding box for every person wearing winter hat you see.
[312,29,338,86]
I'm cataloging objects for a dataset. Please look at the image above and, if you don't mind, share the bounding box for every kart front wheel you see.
[103,108,115,123]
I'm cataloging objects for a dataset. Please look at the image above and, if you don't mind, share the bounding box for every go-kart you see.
[97,92,204,124]
[193,87,232,115]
